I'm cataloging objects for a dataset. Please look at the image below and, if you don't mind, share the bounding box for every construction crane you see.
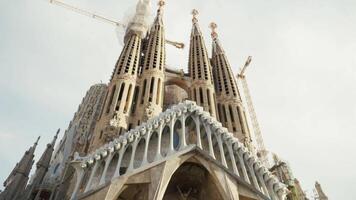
[49,0,185,49]
[237,56,268,164]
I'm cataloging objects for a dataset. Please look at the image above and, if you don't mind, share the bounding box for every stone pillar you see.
[84,162,99,192]
[195,117,202,149]
[180,114,187,149]
[217,135,228,167]
[227,144,239,176]
[236,150,250,184]
[70,163,85,200]
[99,153,114,185]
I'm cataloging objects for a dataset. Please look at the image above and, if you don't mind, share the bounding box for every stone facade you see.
[0,0,328,200]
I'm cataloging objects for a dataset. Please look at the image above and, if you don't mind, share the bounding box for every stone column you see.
[246,158,261,191]
[84,162,99,192]
[180,114,187,149]
[99,153,114,185]
[256,170,270,198]
[114,147,126,177]
[217,134,228,167]
[236,150,250,184]
[227,144,239,176]
[141,130,151,165]
[155,123,163,160]
[69,165,84,200]
[205,123,216,159]
[127,140,138,171]
[195,117,202,149]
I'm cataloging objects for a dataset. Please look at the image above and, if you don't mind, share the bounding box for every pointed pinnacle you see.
[192,9,199,23]
[158,0,165,9]
[35,136,40,145]
[209,22,218,39]
[51,128,60,146]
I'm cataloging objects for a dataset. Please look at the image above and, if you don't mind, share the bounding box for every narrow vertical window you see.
[149,77,155,102]
[222,105,227,124]
[229,105,235,122]
[199,87,204,104]
[124,84,132,113]
[141,79,147,104]
[131,86,140,114]
[115,83,125,111]
[106,85,116,113]
[156,78,161,105]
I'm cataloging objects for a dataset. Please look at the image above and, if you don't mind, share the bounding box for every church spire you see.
[0,137,39,200]
[188,10,217,118]
[90,0,147,150]
[23,130,60,200]
[131,0,166,124]
[209,23,251,148]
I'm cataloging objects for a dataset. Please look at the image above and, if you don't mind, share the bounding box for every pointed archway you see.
[162,162,224,200]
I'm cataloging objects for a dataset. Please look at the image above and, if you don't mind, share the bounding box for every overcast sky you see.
[1,0,355,199]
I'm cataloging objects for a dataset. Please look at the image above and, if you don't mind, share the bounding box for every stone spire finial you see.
[209,22,218,39]
[158,0,165,10]
[34,136,40,147]
[192,9,199,23]
[51,128,60,146]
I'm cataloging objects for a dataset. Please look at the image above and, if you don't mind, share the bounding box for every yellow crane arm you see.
[165,40,185,49]
[49,0,125,28]
[49,0,184,49]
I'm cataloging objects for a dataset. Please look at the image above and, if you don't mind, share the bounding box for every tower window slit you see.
[115,83,125,111]
[199,87,204,104]
[156,78,161,105]
[222,105,227,124]
[217,103,223,122]
[207,89,211,113]
[106,85,116,114]
[149,77,155,102]
[141,79,147,104]
[229,105,235,122]
[131,86,140,114]
[123,84,132,113]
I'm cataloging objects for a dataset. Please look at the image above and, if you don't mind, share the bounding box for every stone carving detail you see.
[144,102,155,120]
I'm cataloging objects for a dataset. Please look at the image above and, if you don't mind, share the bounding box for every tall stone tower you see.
[188,10,217,118]
[131,0,166,126]
[0,137,39,200]
[209,23,251,147]
[90,0,151,150]
[22,130,59,200]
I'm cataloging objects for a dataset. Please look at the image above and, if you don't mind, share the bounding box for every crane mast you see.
[237,56,268,164]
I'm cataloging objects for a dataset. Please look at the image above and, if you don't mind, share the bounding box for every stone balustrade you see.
[70,101,288,200]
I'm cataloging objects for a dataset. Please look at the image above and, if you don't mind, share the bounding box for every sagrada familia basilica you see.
[0,0,329,200]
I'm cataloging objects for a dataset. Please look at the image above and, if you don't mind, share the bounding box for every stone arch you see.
[116,184,149,200]
[160,125,171,157]
[165,78,190,94]
[212,134,222,163]
[233,151,245,180]
[91,160,105,188]
[133,138,146,169]
[184,115,197,146]
[200,122,210,153]
[223,141,233,171]
[106,153,120,181]
[119,145,133,175]
[147,131,159,163]
[162,162,224,200]
[79,166,92,192]
[173,119,182,150]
